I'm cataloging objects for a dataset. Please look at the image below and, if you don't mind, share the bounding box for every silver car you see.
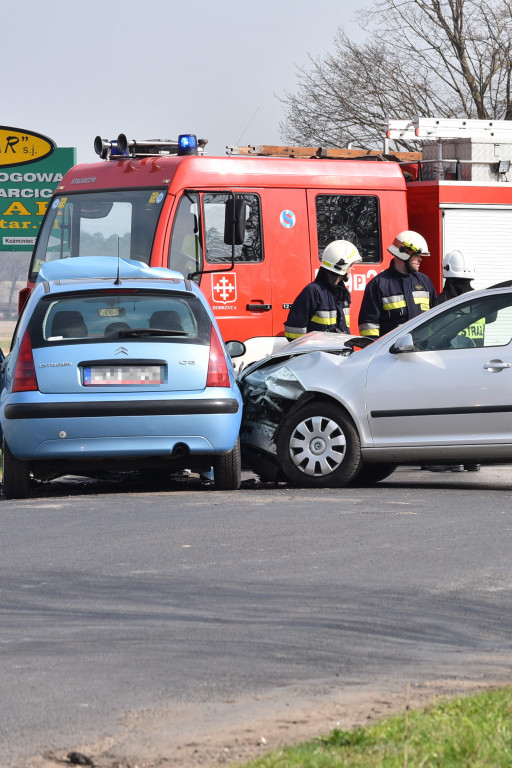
[239,283,512,486]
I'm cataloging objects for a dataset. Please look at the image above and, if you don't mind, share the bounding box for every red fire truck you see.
[388,117,512,293]
[23,118,512,363]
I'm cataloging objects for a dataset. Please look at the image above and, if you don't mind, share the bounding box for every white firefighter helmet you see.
[388,230,430,260]
[442,249,475,280]
[320,240,362,276]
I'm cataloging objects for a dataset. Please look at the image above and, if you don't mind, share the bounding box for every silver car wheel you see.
[289,415,347,476]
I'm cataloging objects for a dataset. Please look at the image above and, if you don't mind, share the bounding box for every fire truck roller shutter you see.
[442,206,512,290]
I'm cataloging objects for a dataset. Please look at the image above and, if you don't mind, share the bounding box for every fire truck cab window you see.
[168,193,202,278]
[316,195,381,263]
[203,193,263,263]
[30,190,165,281]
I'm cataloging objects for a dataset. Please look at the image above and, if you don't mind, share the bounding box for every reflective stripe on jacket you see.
[284,276,351,341]
[358,264,436,338]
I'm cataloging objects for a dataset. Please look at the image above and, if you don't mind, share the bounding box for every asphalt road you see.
[1,465,512,766]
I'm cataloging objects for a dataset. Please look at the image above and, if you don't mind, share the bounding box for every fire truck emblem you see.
[280,209,296,228]
[212,273,237,303]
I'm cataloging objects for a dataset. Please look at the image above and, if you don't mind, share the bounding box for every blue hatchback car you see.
[0,257,243,498]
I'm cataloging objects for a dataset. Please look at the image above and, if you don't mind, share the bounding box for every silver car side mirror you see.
[390,333,415,354]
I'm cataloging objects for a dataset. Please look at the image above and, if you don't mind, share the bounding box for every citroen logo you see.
[115,346,129,355]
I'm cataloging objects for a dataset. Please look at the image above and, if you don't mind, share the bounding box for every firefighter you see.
[425,249,480,473]
[433,249,475,305]
[358,230,436,339]
[434,249,483,346]
[284,240,362,341]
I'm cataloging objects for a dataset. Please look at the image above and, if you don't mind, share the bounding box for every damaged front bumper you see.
[239,361,307,481]
[238,334,364,481]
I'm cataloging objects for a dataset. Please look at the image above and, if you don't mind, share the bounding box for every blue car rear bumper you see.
[2,395,242,460]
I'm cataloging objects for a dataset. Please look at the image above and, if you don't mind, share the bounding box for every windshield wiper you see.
[118,328,188,337]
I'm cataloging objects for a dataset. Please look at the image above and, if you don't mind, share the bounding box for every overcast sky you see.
[5,0,366,163]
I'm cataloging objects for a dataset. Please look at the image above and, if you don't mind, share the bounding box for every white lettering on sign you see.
[212,273,237,304]
[0,188,53,198]
[0,171,63,183]
[347,269,378,291]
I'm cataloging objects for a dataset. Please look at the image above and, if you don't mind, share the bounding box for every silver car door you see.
[365,290,512,447]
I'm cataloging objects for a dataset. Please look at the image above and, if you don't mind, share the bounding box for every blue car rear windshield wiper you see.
[118,328,189,337]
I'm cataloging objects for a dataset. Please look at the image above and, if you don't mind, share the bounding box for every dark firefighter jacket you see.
[433,277,472,305]
[284,268,351,341]
[433,278,484,345]
[358,262,436,338]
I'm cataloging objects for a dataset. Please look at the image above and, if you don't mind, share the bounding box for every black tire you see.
[214,437,241,490]
[350,462,397,486]
[276,402,361,487]
[2,439,31,499]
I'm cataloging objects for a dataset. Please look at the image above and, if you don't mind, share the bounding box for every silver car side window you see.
[411,293,512,351]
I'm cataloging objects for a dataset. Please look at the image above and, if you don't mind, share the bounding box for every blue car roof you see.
[37,257,184,284]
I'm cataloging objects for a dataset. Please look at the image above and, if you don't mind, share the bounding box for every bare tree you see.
[280,0,512,151]
[0,252,31,317]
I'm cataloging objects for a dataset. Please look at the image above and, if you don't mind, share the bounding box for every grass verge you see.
[238,687,512,768]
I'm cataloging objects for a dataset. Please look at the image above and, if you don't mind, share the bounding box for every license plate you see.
[83,365,164,386]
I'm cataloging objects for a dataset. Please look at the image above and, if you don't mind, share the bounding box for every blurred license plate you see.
[83,365,164,386]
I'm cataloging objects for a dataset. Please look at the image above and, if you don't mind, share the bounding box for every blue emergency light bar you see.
[94,133,206,160]
[110,141,129,158]
[178,134,198,155]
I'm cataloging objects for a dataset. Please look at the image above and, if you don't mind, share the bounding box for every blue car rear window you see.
[27,290,212,347]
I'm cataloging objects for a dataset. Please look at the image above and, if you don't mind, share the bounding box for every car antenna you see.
[114,238,122,285]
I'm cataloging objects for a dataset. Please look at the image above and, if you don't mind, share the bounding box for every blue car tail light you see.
[206,327,230,388]
[13,332,38,392]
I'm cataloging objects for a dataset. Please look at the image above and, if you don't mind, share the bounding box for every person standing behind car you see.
[433,249,475,305]
[358,230,436,339]
[434,250,484,346]
[284,240,362,341]
[425,249,481,473]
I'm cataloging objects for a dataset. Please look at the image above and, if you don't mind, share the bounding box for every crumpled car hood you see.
[239,332,365,378]
[241,349,352,404]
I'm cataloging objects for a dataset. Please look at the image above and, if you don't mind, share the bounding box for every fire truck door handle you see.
[246,303,272,311]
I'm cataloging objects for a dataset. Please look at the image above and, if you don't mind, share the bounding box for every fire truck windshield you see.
[29,189,166,281]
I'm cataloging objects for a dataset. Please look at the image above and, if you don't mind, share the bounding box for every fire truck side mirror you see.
[18,286,31,316]
[224,197,247,246]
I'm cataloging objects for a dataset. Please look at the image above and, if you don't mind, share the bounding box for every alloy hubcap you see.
[289,415,346,476]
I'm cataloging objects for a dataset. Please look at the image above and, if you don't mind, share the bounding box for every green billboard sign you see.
[0,146,76,252]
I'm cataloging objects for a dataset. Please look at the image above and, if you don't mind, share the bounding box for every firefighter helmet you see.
[442,249,475,280]
[320,240,362,276]
[388,230,430,260]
